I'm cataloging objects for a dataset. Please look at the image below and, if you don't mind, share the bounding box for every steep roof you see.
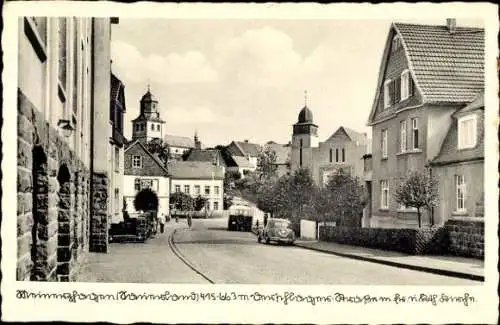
[185,149,226,167]
[167,161,224,180]
[368,21,484,124]
[131,115,165,123]
[124,140,169,175]
[164,134,196,149]
[326,126,367,145]
[395,22,484,103]
[231,156,254,168]
[231,141,262,157]
[264,142,290,165]
[431,95,484,165]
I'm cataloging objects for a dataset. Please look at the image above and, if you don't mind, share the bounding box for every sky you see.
[110,18,483,148]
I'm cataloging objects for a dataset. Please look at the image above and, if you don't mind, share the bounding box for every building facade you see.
[264,141,291,178]
[290,104,368,185]
[366,19,484,228]
[430,94,485,224]
[168,161,224,211]
[123,140,170,217]
[17,16,118,281]
[226,140,261,172]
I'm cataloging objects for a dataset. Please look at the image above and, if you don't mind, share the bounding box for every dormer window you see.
[458,114,477,149]
[392,35,402,52]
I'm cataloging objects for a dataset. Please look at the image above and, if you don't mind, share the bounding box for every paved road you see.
[77,220,206,283]
[173,218,478,285]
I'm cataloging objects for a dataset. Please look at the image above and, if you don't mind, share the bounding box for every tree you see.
[145,138,170,166]
[134,188,159,212]
[194,195,208,211]
[181,148,193,161]
[256,147,278,181]
[287,168,315,220]
[394,170,439,228]
[320,172,367,227]
[169,192,194,211]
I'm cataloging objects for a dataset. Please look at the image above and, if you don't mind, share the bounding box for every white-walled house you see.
[123,140,170,218]
[168,161,224,211]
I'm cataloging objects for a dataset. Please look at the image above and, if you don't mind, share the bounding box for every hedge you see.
[319,226,448,255]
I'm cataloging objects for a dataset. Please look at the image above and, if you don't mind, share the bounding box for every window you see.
[114,188,119,212]
[132,155,142,168]
[195,185,201,195]
[184,185,190,194]
[380,180,389,209]
[411,118,419,149]
[392,35,401,52]
[151,123,154,131]
[393,77,401,103]
[156,124,160,131]
[342,148,345,162]
[335,148,339,162]
[381,129,388,158]
[58,18,68,91]
[175,185,181,193]
[458,115,477,149]
[134,178,141,192]
[400,120,407,152]
[138,179,159,192]
[114,147,120,171]
[205,186,210,195]
[455,175,466,211]
[214,186,219,195]
[213,202,219,211]
[401,70,412,100]
[383,80,392,108]
[329,148,333,163]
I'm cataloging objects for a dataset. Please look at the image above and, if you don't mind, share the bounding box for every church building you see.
[290,97,368,186]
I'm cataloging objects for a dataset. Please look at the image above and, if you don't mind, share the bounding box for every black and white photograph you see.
[2,2,498,324]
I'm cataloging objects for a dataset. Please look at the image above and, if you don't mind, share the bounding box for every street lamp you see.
[57,119,75,138]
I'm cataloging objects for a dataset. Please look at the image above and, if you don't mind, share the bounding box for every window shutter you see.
[394,78,401,103]
[389,80,395,104]
[409,75,414,96]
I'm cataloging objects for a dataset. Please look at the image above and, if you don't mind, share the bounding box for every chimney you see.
[446,18,456,33]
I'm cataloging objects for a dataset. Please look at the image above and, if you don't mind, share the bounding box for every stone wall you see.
[444,218,484,259]
[17,89,93,281]
[90,172,109,253]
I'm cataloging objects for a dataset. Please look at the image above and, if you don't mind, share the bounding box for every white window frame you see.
[380,180,389,209]
[213,201,219,211]
[457,114,477,150]
[184,185,190,194]
[204,186,210,195]
[175,185,181,193]
[383,80,392,109]
[392,35,401,52]
[214,186,220,195]
[411,118,419,149]
[381,129,388,158]
[455,175,466,212]
[400,120,407,152]
[195,185,201,195]
[401,70,410,100]
[132,155,142,168]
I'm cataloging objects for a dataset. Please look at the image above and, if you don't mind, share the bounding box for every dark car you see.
[257,218,295,245]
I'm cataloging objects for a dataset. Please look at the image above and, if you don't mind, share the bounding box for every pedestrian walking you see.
[158,213,165,234]
[187,213,192,229]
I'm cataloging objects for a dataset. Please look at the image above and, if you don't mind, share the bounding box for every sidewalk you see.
[294,239,484,281]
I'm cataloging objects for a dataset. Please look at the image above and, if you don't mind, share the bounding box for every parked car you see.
[257,218,295,245]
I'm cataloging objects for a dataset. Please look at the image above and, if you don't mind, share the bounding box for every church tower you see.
[291,91,319,173]
[131,85,165,142]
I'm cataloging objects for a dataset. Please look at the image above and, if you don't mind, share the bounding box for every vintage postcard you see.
[1,1,498,324]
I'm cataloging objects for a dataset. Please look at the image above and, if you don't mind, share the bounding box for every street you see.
[79,217,478,285]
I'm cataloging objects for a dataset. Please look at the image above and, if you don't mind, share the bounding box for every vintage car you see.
[257,218,295,245]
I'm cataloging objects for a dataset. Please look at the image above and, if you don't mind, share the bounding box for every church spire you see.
[304,90,308,107]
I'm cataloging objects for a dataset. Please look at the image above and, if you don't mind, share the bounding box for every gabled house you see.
[226,140,262,171]
[366,19,484,228]
[430,93,484,224]
[168,161,225,211]
[164,134,197,160]
[264,141,291,177]
[124,140,170,218]
[184,148,226,168]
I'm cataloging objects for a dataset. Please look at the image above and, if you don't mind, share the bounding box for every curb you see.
[293,243,484,282]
